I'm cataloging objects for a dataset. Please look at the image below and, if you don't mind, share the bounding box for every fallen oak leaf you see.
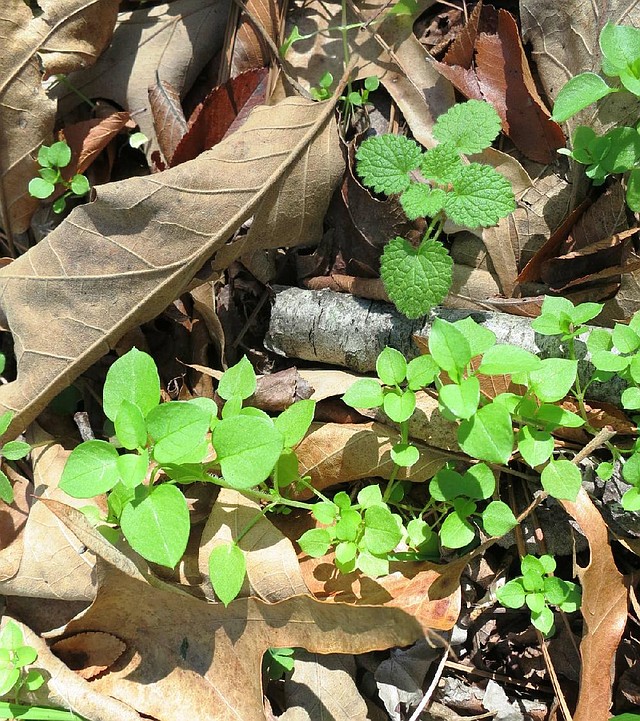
[0,0,119,235]
[0,97,343,441]
[559,488,628,721]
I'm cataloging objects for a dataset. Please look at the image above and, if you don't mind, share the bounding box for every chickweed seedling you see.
[60,349,319,605]
[551,22,640,210]
[0,411,31,505]
[0,620,45,703]
[496,554,581,636]
[28,141,90,214]
[263,647,295,680]
[356,100,516,318]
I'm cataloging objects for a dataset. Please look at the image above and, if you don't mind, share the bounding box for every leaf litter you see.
[2,0,640,719]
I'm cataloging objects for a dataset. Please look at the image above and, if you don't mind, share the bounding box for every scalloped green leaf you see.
[356,134,422,194]
[444,163,515,227]
[432,100,503,154]
[380,237,453,319]
[420,144,463,183]
[400,183,446,220]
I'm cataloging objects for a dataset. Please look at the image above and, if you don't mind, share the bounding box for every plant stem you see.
[235,503,276,544]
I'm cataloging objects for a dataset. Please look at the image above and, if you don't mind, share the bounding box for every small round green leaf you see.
[116,450,148,489]
[496,578,526,608]
[517,426,554,467]
[622,486,640,511]
[0,469,13,504]
[217,356,257,401]
[208,543,246,606]
[60,440,120,497]
[357,484,383,508]
[458,401,514,465]
[526,592,546,614]
[274,399,316,448]
[428,317,472,376]
[103,348,161,422]
[356,550,389,578]
[70,174,90,195]
[622,386,640,410]
[383,388,416,423]
[376,346,407,386]
[335,508,362,541]
[481,500,517,537]
[342,378,384,409]
[591,349,630,372]
[439,510,476,549]
[527,358,577,402]
[613,323,640,354]
[47,140,72,167]
[298,528,332,558]
[0,668,20,697]
[28,177,55,199]
[390,442,419,467]
[147,402,210,465]
[363,505,402,554]
[115,399,147,450]
[120,484,190,568]
[312,501,337,524]
[531,605,555,635]
[540,459,582,501]
[213,415,284,488]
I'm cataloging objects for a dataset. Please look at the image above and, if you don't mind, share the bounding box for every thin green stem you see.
[235,503,275,544]
[294,476,333,504]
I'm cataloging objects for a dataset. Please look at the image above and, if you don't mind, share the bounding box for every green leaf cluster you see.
[552,23,640,210]
[28,141,90,214]
[0,621,45,702]
[355,100,515,318]
[496,554,581,635]
[59,349,316,608]
[299,484,434,577]
[0,412,31,505]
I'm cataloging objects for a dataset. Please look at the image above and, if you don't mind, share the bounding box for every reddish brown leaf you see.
[560,489,628,721]
[230,0,281,76]
[149,79,188,164]
[60,111,132,176]
[171,68,268,166]
[434,2,565,163]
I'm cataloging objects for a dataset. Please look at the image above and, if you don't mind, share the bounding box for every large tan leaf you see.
[0,98,343,440]
[54,0,232,153]
[0,0,119,236]
[53,550,426,721]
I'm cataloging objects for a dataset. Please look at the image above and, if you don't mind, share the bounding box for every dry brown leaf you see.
[149,79,188,165]
[52,632,127,680]
[54,0,232,154]
[281,651,367,721]
[199,489,309,602]
[292,421,447,496]
[0,97,343,440]
[0,0,119,236]
[61,111,132,176]
[283,0,455,148]
[55,557,427,721]
[230,0,281,76]
[0,426,98,600]
[434,2,564,163]
[559,489,628,721]
[3,617,144,721]
[521,1,640,137]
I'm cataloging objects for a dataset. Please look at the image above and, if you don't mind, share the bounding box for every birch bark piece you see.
[266,286,625,405]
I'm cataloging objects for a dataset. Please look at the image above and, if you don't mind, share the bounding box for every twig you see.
[407,641,450,721]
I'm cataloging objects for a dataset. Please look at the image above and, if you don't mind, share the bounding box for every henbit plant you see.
[355,99,516,319]
[60,349,325,606]
[496,554,582,636]
[0,412,32,505]
[28,141,90,214]
[551,22,640,211]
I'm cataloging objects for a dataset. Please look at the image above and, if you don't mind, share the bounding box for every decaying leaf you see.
[52,632,127,680]
[0,0,119,235]
[54,555,427,721]
[0,98,343,440]
[149,79,189,165]
[62,111,133,176]
[292,421,448,496]
[560,488,628,721]
[54,0,232,152]
[230,0,281,76]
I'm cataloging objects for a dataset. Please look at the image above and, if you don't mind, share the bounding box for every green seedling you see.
[311,72,380,124]
[0,412,31,505]
[356,100,516,318]
[263,647,295,680]
[28,141,90,214]
[496,554,581,635]
[551,22,640,210]
[0,620,44,703]
[60,349,319,605]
